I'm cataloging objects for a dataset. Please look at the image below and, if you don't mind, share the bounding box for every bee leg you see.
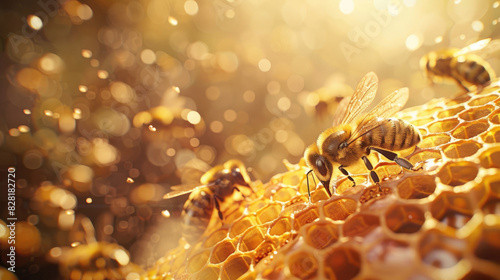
[362,156,381,192]
[454,79,470,92]
[369,147,416,171]
[213,194,224,220]
[233,185,246,199]
[339,166,356,188]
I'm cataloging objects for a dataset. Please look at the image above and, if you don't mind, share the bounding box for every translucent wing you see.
[178,158,212,185]
[332,72,378,126]
[455,38,500,59]
[163,183,203,199]
[348,87,409,144]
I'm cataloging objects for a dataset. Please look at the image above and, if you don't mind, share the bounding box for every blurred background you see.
[0,0,499,278]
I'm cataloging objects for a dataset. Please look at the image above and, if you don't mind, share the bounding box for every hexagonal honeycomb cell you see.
[144,83,500,279]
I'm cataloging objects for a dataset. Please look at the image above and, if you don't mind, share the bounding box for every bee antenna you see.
[306,170,316,203]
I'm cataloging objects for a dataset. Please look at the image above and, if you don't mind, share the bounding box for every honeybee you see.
[304,72,421,197]
[163,159,253,243]
[420,38,498,91]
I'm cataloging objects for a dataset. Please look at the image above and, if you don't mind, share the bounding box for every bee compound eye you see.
[315,158,328,177]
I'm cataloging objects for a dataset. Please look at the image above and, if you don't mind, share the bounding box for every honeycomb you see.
[144,82,500,280]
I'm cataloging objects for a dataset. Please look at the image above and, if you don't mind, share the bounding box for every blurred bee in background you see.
[304,72,421,197]
[163,159,254,244]
[303,74,352,121]
[420,38,499,91]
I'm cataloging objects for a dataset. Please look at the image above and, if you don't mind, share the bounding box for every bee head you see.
[304,143,333,189]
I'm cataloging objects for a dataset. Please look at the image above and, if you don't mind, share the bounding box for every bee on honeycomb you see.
[145,80,500,280]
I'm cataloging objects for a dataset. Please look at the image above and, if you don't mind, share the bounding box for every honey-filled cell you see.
[303,221,339,249]
[287,250,318,280]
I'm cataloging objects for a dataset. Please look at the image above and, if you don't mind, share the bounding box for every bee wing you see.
[333,72,378,126]
[163,183,202,199]
[179,158,212,185]
[455,38,500,59]
[348,87,409,144]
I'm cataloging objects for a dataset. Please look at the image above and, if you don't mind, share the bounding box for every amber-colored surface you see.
[144,82,500,280]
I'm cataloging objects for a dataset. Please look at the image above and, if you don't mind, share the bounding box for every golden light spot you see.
[113,249,130,265]
[78,85,88,92]
[225,9,235,18]
[97,70,109,79]
[71,242,80,247]
[168,16,178,26]
[187,111,201,125]
[58,209,75,230]
[110,81,135,103]
[217,52,239,72]
[148,124,156,132]
[150,106,174,125]
[59,114,76,133]
[494,1,500,8]
[166,148,176,156]
[406,34,422,51]
[190,138,200,147]
[224,109,237,122]
[471,20,484,32]
[23,150,43,170]
[16,67,47,93]
[77,4,93,20]
[104,225,114,235]
[435,36,443,43]
[93,141,118,166]
[198,146,216,163]
[306,92,320,106]
[173,86,180,93]
[81,49,93,58]
[133,111,153,127]
[86,197,93,203]
[73,108,82,119]
[184,0,199,15]
[68,164,93,184]
[49,247,62,258]
[15,222,41,256]
[243,90,255,103]
[187,41,209,60]
[9,128,20,137]
[277,97,291,111]
[26,214,38,226]
[140,49,157,64]
[267,81,280,95]
[39,53,64,74]
[90,59,100,67]
[339,0,354,14]
[27,15,43,30]
[258,58,271,72]
[275,130,288,143]
[18,125,30,133]
[23,109,32,115]
[206,86,220,101]
[210,121,223,133]
[126,273,141,280]
[162,210,171,218]
[127,177,135,183]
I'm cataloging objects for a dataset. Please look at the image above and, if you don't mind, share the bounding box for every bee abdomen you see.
[181,191,214,243]
[369,118,420,152]
[455,59,492,86]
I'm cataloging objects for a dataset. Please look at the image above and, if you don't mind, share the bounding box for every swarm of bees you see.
[163,159,254,244]
[304,72,421,197]
[420,38,499,91]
